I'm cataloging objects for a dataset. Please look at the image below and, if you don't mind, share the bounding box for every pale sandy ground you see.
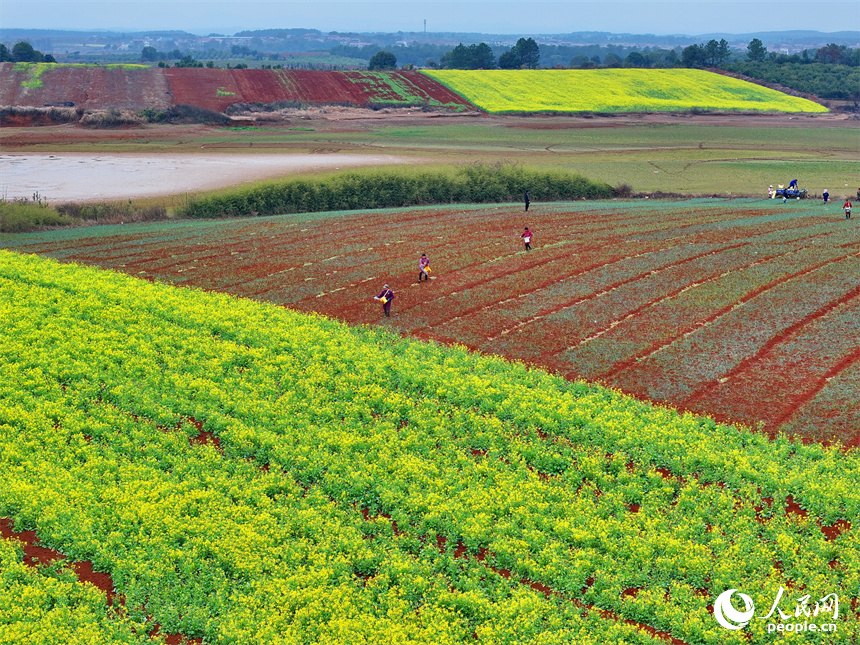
[0,153,405,203]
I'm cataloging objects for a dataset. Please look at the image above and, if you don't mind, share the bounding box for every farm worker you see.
[418,253,431,281]
[788,179,798,190]
[521,227,533,251]
[768,185,774,198]
[524,190,531,212]
[844,200,852,220]
[374,284,395,317]
[823,189,829,204]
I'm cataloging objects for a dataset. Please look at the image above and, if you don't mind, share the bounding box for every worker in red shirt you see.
[521,227,533,251]
[844,200,852,220]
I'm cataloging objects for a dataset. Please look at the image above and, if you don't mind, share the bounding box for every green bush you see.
[139,104,230,125]
[0,200,79,232]
[56,201,167,223]
[178,163,614,219]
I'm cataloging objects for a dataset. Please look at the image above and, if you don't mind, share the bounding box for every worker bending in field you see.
[374,284,395,317]
[418,253,431,281]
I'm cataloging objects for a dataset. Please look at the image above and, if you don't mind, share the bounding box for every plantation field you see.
[424,69,828,114]
[0,62,171,110]
[1,250,858,644]
[164,69,475,112]
[4,198,858,447]
[0,63,475,113]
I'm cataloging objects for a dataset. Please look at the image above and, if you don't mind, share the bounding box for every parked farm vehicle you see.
[775,187,807,199]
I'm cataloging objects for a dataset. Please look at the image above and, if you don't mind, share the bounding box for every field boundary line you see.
[771,347,860,430]
[483,242,747,342]
[682,280,860,413]
[571,247,795,350]
[600,249,860,381]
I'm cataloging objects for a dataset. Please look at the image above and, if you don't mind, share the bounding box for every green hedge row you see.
[178,163,616,219]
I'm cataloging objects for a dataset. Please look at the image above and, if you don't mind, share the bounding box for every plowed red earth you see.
[165,69,474,111]
[0,64,172,110]
[0,63,474,112]
[7,201,859,447]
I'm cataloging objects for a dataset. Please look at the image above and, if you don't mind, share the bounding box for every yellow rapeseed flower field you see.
[423,68,828,113]
[2,251,858,644]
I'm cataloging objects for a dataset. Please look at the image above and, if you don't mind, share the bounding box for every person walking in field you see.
[823,189,829,204]
[374,284,395,317]
[521,227,533,251]
[844,200,852,220]
[418,253,431,282]
[524,191,530,212]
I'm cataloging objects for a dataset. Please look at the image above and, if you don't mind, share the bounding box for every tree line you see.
[0,41,55,63]
[369,38,541,70]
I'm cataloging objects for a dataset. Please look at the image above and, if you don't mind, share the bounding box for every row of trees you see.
[0,41,56,63]
[370,38,541,71]
[424,37,858,71]
[438,38,540,69]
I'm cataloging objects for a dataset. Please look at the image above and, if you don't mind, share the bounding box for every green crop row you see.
[177,163,614,219]
[0,250,857,644]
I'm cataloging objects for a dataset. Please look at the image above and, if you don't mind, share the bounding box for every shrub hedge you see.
[178,163,615,219]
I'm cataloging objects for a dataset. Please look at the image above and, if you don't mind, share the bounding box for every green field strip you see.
[1,251,859,643]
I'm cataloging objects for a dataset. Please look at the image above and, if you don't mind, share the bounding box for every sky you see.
[2,0,858,36]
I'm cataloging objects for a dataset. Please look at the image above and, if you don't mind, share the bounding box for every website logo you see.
[714,589,755,630]
[713,587,839,634]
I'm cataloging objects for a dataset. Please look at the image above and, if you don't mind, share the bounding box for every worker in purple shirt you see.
[374,284,395,317]
[418,253,431,281]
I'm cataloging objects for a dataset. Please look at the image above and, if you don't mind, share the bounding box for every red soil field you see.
[0,64,172,110]
[164,69,474,111]
[0,63,474,113]
[6,200,858,447]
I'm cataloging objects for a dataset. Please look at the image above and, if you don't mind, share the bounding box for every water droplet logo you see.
[714,589,755,630]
